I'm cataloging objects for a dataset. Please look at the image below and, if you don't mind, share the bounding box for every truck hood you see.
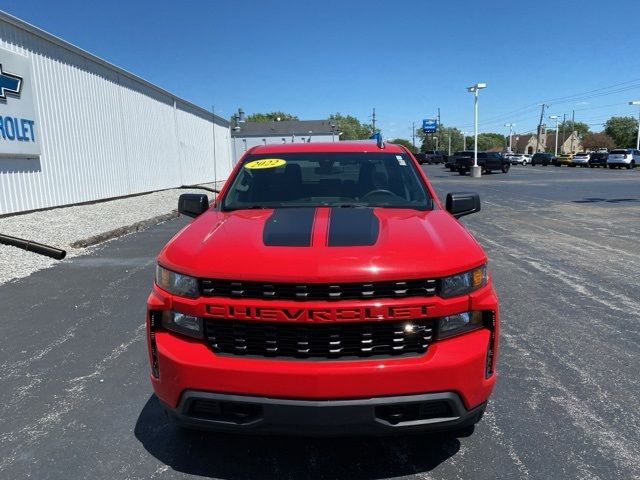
[159,207,486,283]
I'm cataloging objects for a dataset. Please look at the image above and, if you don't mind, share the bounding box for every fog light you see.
[161,310,204,339]
[438,311,483,339]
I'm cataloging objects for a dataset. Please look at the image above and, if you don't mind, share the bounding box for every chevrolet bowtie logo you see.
[0,64,22,100]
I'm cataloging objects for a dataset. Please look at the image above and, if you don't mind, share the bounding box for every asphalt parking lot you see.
[1,164,639,480]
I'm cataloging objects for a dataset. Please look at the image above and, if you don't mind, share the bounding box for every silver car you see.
[572,152,591,167]
[508,154,528,165]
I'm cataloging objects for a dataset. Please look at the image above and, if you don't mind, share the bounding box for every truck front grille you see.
[204,318,434,360]
[201,278,437,301]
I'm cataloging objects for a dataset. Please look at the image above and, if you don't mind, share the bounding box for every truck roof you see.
[250,141,408,155]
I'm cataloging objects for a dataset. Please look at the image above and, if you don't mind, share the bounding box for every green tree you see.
[604,116,638,148]
[389,138,416,152]
[416,125,466,154]
[422,129,505,152]
[245,111,299,122]
[582,132,616,151]
[557,120,589,138]
[329,113,373,140]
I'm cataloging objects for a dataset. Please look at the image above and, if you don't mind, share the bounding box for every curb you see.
[70,211,180,248]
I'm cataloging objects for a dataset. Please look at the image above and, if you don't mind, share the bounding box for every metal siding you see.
[0,18,231,215]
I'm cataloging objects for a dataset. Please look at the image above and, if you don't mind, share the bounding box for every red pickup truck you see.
[146,141,499,436]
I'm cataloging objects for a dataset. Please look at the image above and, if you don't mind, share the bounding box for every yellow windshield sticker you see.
[244,158,286,169]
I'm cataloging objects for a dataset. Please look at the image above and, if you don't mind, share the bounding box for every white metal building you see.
[232,120,338,162]
[0,11,232,216]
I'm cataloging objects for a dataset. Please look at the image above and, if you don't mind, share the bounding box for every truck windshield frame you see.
[221,152,433,211]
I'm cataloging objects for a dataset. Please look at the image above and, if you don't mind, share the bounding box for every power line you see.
[456,78,640,130]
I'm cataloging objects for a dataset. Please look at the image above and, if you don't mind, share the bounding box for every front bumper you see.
[147,284,499,424]
[163,390,486,436]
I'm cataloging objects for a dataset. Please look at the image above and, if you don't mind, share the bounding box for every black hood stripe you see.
[328,208,380,247]
[263,208,316,246]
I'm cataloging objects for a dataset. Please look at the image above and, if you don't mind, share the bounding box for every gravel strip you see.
[0,184,221,285]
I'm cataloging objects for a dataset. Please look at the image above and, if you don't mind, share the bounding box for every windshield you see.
[222,152,432,211]
[611,150,628,154]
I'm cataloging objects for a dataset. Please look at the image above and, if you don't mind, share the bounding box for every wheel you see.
[627,161,635,169]
[501,164,509,173]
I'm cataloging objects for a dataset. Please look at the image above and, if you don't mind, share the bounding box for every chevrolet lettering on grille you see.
[206,304,429,322]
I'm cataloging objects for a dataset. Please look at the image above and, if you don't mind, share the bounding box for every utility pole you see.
[371,107,376,134]
[570,110,575,153]
[534,104,547,153]
[448,135,451,156]
[462,131,466,150]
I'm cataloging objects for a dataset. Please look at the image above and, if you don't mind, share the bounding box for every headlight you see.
[155,265,199,298]
[161,310,204,339]
[440,265,487,298]
[438,311,484,339]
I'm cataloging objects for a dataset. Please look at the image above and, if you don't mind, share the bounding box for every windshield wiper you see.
[226,205,271,211]
[336,203,369,208]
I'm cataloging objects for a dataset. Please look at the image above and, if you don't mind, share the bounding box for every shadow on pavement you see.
[135,395,462,479]
[573,197,640,203]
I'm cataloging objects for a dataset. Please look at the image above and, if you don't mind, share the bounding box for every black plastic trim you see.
[163,390,487,436]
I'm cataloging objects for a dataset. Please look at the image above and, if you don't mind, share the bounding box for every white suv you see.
[572,152,591,167]
[607,149,640,169]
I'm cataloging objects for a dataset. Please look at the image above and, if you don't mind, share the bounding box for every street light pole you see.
[549,115,560,157]
[411,122,416,150]
[467,83,487,178]
[629,101,640,149]
[504,123,515,153]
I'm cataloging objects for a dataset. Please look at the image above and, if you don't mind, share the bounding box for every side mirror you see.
[178,193,209,218]
[446,192,481,219]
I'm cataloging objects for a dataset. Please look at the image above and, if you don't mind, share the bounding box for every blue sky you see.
[3,0,640,139]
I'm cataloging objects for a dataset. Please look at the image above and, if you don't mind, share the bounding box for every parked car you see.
[589,152,609,168]
[148,141,499,436]
[507,153,528,165]
[446,151,474,171]
[456,151,510,175]
[414,152,428,164]
[607,149,640,169]
[424,150,445,165]
[531,152,554,166]
[555,153,573,167]
[524,154,533,164]
[572,152,591,167]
